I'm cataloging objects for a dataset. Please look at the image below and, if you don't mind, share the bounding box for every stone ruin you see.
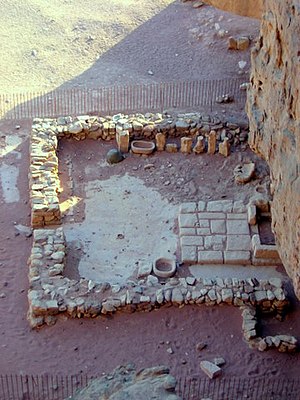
[27,111,298,354]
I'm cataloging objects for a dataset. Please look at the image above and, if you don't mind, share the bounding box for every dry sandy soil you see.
[0,0,300,395]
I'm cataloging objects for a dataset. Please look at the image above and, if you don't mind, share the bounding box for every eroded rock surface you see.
[203,0,263,19]
[247,0,300,297]
[68,364,180,400]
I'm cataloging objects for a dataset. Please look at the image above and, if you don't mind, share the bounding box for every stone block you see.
[193,135,205,154]
[248,205,257,225]
[219,137,230,157]
[179,227,197,236]
[207,200,233,213]
[211,219,226,234]
[155,132,166,151]
[200,361,221,379]
[196,227,211,235]
[204,235,226,251]
[197,201,206,211]
[178,213,198,228]
[227,213,248,220]
[181,246,197,263]
[228,36,237,50]
[180,202,198,213]
[198,250,223,264]
[227,235,251,251]
[226,219,250,235]
[180,137,193,154]
[198,212,226,220]
[207,130,217,154]
[252,234,280,259]
[180,236,204,246]
[237,36,250,50]
[224,251,251,265]
[165,143,178,153]
[116,129,129,153]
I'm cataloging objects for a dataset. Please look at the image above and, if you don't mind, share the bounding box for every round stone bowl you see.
[131,140,155,155]
[153,258,176,278]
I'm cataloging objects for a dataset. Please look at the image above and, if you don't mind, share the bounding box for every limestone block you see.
[193,136,205,154]
[207,130,217,154]
[248,205,257,225]
[219,137,230,157]
[155,132,166,151]
[180,137,193,154]
[116,129,129,153]
[237,36,250,50]
[165,143,178,153]
[228,36,237,50]
[200,361,221,379]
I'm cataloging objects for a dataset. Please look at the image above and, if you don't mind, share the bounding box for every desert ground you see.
[0,0,300,398]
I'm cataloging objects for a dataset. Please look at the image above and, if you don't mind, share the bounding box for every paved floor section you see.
[179,200,254,265]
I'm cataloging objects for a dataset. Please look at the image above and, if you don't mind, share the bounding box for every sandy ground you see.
[1,0,300,392]
[0,0,259,93]
[1,121,300,383]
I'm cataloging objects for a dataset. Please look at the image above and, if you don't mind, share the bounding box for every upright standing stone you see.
[219,137,230,157]
[181,137,193,154]
[193,136,206,154]
[207,130,217,155]
[116,127,129,153]
[155,132,166,151]
[166,143,178,153]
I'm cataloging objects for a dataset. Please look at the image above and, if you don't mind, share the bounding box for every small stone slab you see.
[181,246,197,263]
[227,235,251,251]
[224,251,251,265]
[226,219,250,235]
[207,200,233,213]
[198,251,223,264]
[200,361,221,379]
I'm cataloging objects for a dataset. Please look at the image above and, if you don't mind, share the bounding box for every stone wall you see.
[247,0,300,297]
[203,0,263,19]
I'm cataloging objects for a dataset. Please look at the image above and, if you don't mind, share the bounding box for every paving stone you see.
[200,361,221,379]
[179,213,198,228]
[180,202,198,214]
[198,251,224,264]
[204,235,226,251]
[179,227,197,236]
[197,228,211,235]
[227,235,251,251]
[233,200,247,213]
[207,200,233,213]
[181,246,197,263]
[198,212,226,220]
[221,288,233,303]
[186,276,196,286]
[199,219,210,228]
[210,220,226,234]
[180,236,204,246]
[198,201,206,211]
[226,213,248,220]
[224,251,251,265]
[269,278,283,288]
[226,219,250,235]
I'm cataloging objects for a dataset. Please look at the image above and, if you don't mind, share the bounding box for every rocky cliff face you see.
[204,0,263,19]
[247,0,300,297]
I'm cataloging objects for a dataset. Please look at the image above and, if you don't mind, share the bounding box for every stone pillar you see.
[116,126,130,153]
[193,136,206,154]
[155,132,166,151]
[219,137,230,157]
[207,130,217,155]
[180,137,193,154]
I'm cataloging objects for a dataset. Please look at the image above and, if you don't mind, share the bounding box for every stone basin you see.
[153,258,176,278]
[131,140,155,155]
